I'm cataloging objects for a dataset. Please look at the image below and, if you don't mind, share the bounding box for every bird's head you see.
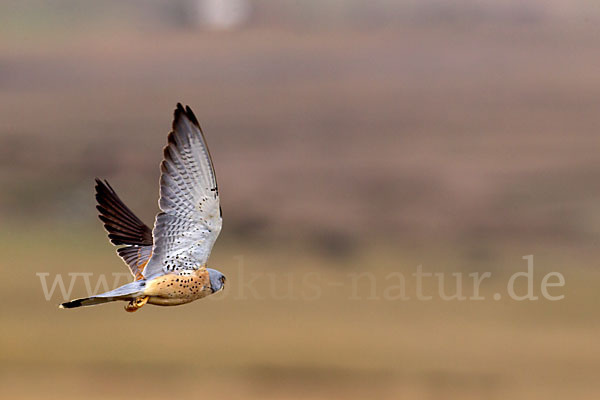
[207,268,226,293]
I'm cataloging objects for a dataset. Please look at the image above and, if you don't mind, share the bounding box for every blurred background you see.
[2,1,600,399]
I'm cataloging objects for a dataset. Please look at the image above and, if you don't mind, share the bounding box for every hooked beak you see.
[211,276,226,293]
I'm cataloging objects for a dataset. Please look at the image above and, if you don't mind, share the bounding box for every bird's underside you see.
[60,103,225,312]
[123,268,217,312]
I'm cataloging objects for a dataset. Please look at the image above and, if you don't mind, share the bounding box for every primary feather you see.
[142,104,222,279]
[95,178,153,279]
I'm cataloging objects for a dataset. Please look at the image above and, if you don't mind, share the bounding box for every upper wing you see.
[142,104,222,279]
[95,179,153,280]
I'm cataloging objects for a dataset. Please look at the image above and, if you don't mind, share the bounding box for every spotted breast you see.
[144,269,214,306]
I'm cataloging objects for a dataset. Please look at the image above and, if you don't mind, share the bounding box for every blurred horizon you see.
[2,1,600,249]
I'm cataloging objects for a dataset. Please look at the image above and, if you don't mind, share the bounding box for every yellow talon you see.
[124,296,149,312]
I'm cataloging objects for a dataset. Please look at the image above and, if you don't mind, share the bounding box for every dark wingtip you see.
[173,103,201,129]
[94,178,105,194]
[184,105,200,128]
[94,177,153,246]
[95,178,115,196]
[174,103,185,124]
[160,159,169,175]
[166,130,176,146]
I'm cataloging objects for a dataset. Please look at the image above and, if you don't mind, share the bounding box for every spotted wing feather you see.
[142,104,222,279]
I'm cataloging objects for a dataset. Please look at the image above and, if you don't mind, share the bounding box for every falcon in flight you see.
[60,103,226,312]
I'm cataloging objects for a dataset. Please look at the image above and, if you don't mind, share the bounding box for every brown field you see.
[3,227,600,399]
[1,2,600,399]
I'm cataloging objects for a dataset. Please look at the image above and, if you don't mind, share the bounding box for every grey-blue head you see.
[207,268,226,293]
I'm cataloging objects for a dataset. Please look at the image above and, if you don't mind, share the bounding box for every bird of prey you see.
[60,103,226,312]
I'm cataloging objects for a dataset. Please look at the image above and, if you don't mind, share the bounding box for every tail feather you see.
[59,296,117,309]
[58,280,146,309]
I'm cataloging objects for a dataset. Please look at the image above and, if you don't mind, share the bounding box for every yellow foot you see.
[124,296,149,313]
